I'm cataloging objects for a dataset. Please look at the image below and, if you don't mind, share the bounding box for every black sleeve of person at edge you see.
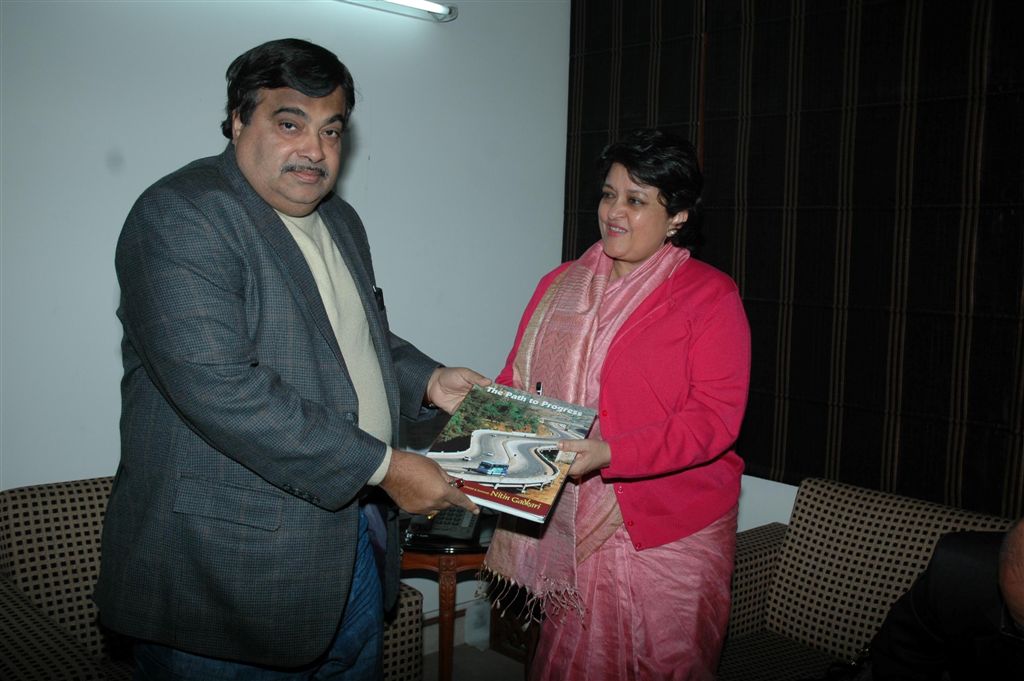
[868,531,1024,681]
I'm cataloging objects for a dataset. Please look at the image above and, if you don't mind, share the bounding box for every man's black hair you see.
[220,38,355,139]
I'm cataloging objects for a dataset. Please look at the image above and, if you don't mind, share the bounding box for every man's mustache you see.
[281,163,329,178]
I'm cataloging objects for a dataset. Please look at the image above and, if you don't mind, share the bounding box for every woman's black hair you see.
[220,38,356,139]
[598,129,704,249]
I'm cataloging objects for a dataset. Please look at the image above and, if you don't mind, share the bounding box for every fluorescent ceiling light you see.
[338,0,458,23]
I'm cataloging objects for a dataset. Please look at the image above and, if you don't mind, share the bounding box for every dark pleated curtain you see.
[563,0,1024,517]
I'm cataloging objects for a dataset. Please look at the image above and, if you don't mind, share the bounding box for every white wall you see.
[1,0,571,490]
[737,475,797,531]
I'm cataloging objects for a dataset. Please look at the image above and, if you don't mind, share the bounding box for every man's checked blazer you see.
[95,144,437,667]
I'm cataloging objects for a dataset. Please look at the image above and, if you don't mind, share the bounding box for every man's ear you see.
[231,111,244,143]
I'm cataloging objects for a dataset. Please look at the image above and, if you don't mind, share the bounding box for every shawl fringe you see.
[478,566,585,625]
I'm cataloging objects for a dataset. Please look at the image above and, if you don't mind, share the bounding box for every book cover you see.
[426,384,597,523]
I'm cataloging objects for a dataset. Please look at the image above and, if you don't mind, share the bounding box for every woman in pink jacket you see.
[484,129,751,680]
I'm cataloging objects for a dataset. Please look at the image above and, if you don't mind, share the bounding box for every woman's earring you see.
[666,229,678,238]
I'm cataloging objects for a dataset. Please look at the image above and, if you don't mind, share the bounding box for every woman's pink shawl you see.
[483,242,690,619]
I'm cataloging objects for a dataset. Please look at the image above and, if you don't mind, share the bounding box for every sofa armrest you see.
[726,522,788,638]
[0,575,106,681]
[382,582,423,681]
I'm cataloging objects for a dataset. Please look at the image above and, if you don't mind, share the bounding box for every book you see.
[425,384,596,523]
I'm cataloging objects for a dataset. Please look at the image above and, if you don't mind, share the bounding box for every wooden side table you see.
[400,533,489,681]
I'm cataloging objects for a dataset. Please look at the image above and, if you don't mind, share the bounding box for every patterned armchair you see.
[717,477,1012,680]
[0,476,423,681]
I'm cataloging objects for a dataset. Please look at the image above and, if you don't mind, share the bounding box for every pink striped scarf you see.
[483,242,690,619]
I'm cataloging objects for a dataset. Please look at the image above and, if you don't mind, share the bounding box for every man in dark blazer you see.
[95,39,485,679]
[865,519,1024,680]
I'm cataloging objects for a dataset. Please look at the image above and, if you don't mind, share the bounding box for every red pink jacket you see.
[497,257,751,550]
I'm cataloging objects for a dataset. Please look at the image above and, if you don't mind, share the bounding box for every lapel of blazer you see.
[217,145,347,371]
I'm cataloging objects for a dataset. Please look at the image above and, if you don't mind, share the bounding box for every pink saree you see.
[483,243,737,680]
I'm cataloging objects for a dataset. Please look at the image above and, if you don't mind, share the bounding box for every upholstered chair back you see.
[765,478,1012,660]
[0,476,115,659]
